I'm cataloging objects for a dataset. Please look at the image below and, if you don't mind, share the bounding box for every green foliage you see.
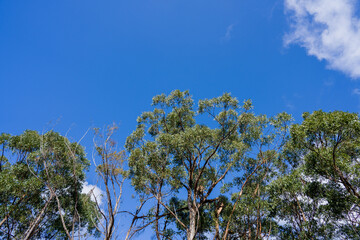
[126,90,292,239]
[0,130,99,239]
[2,93,360,240]
[274,110,360,239]
[218,112,293,239]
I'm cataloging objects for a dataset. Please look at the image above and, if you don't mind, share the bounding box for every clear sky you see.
[1,0,360,238]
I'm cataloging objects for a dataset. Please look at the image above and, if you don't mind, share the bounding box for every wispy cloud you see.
[353,88,360,95]
[282,95,295,110]
[221,24,235,42]
[323,79,335,87]
[284,0,360,78]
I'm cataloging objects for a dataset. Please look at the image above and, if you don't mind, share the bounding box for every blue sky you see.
[1,0,360,238]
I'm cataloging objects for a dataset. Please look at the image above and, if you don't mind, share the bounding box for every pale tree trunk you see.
[214,216,220,240]
[105,215,114,240]
[213,201,223,240]
[92,124,127,240]
[187,208,197,240]
[187,195,197,240]
[23,194,54,240]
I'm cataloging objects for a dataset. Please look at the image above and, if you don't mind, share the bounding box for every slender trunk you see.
[105,215,114,240]
[124,218,135,240]
[155,180,163,240]
[104,173,114,240]
[222,161,264,240]
[187,204,197,240]
[155,196,161,240]
[214,217,220,240]
[23,194,54,240]
[256,189,261,238]
[0,215,8,228]
[213,199,224,240]
[187,162,197,240]
[0,144,5,172]
[54,192,73,240]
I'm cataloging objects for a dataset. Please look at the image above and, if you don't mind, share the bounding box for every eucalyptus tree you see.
[91,124,129,240]
[0,130,98,239]
[276,110,360,238]
[125,90,291,240]
[0,132,41,239]
[287,111,360,202]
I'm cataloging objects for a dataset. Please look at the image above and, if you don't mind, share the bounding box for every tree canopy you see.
[1,91,360,239]
[0,130,98,239]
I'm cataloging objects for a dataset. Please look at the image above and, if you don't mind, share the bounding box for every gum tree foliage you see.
[125,90,292,240]
[2,95,359,240]
[271,110,360,239]
[0,130,99,239]
[218,111,292,239]
[91,124,128,240]
[268,168,341,239]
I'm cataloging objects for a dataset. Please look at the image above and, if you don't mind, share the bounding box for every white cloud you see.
[284,0,360,78]
[282,95,295,109]
[221,24,235,42]
[353,88,360,95]
[82,182,104,206]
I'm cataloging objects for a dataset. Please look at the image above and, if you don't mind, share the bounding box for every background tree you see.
[0,130,99,239]
[287,111,360,201]
[91,124,128,240]
[273,110,360,239]
[0,131,42,239]
[267,168,341,239]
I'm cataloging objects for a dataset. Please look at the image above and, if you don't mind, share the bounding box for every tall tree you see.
[126,90,291,240]
[91,124,128,240]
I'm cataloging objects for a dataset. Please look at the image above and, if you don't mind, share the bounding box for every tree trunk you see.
[105,215,114,240]
[23,194,54,240]
[187,205,196,240]
[213,200,223,240]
